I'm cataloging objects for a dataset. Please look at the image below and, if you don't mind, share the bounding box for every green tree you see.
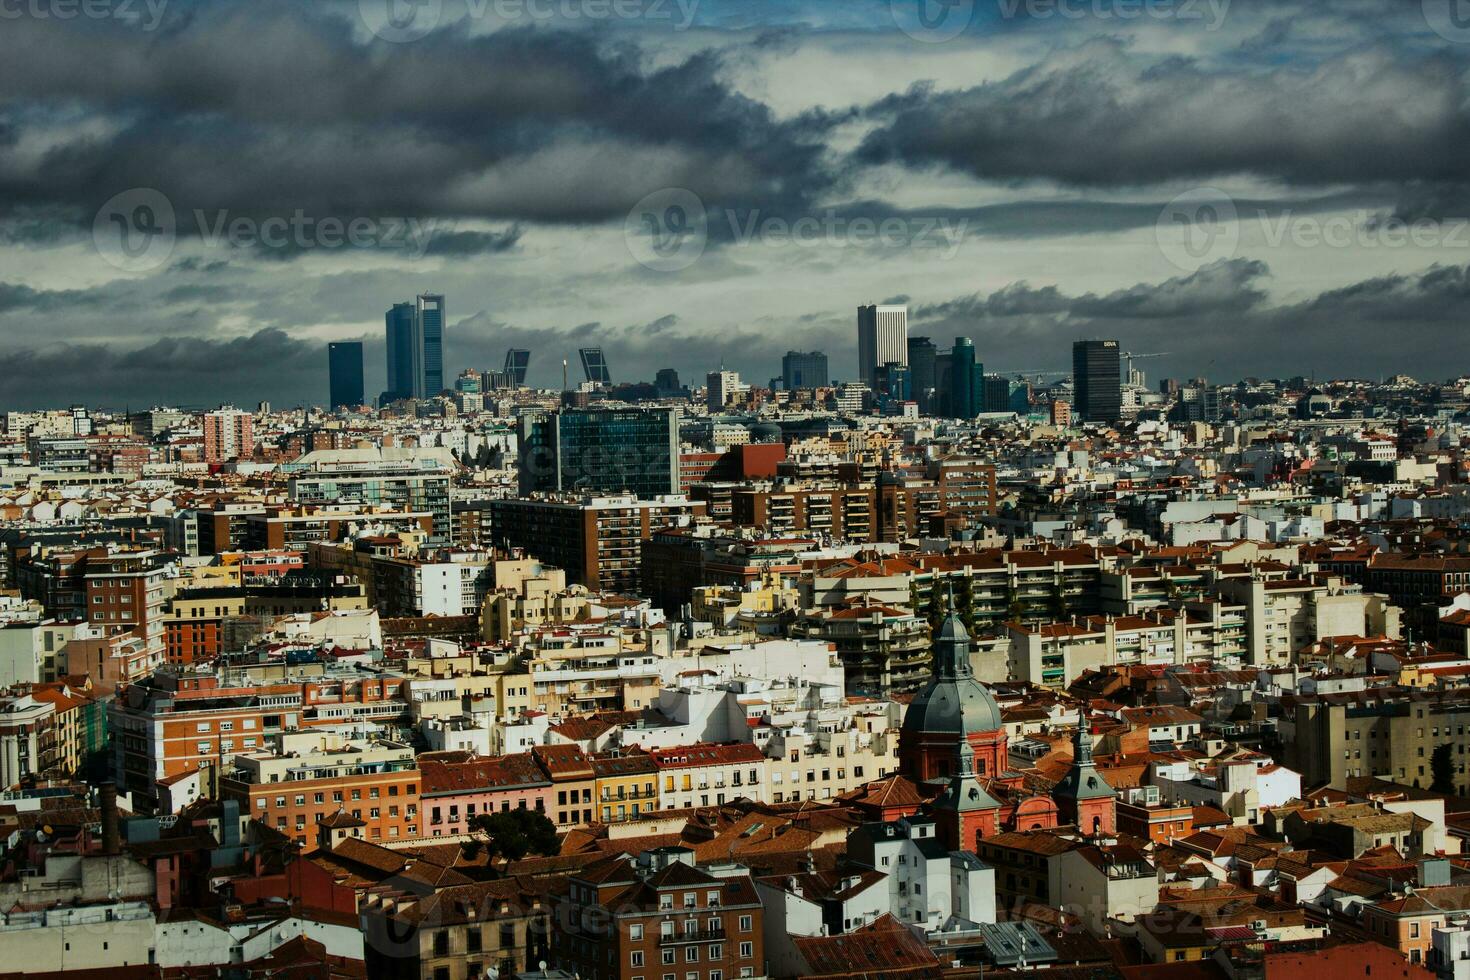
[1431,742,1456,795]
[1005,585,1024,622]
[1048,582,1068,619]
[469,808,559,863]
[958,580,977,633]
[928,585,948,633]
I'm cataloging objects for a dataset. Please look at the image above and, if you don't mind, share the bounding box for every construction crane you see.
[1120,350,1173,387]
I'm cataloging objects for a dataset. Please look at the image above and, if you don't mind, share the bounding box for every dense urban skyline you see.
[11,3,1470,975]
[2,1,1470,407]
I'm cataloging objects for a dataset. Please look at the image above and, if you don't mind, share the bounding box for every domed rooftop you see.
[747,421,784,443]
[901,609,1003,737]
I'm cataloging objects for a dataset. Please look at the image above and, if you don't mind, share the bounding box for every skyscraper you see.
[781,350,829,390]
[384,301,417,403]
[417,293,445,396]
[906,336,937,413]
[857,304,907,388]
[579,348,612,386]
[503,348,531,388]
[707,370,742,412]
[875,362,911,402]
[383,294,445,402]
[946,336,982,419]
[327,341,364,410]
[1073,339,1122,423]
[654,368,682,397]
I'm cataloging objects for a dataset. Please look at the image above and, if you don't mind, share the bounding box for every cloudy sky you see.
[3,0,1470,408]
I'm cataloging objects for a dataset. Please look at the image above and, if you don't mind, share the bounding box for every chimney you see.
[100,781,121,856]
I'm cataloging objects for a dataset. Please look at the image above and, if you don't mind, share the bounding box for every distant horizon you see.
[3,1,1469,406]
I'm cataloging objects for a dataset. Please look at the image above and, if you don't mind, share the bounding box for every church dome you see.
[901,611,1003,737]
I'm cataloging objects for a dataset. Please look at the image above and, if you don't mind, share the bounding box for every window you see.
[738,915,752,932]
[662,950,676,965]
[685,947,700,963]
[739,942,753,958]
[630,924,644,941]
[631,952,645,967]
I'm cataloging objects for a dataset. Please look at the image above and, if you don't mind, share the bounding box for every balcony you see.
[659,926,727,944]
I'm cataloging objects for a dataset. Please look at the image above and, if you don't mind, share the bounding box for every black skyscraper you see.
[328,342,365,410]
[1073,339,1122,422]
[384,302,417,402]
[907,337,937,413]
[781,351,829,389]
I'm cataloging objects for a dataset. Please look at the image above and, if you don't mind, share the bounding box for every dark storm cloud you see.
[0,282,110,313]
[167,257,230,274]
[0,0,839,233]
[0,328,325,409]
[420,226,524,258]
[911,258,1470,381]
[857,38,1470,191]
[914,260,1267,324]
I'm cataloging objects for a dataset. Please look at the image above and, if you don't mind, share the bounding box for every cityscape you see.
[7,2,1470,980]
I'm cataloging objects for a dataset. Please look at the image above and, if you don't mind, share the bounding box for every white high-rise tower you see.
[857,304,908,388]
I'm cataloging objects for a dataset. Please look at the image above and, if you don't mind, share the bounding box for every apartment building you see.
[553,847,765,980]
[418,751,553,836]
[593,750,659,824]
[0,691,55,787]
[361,873,554,980]
[108,667,411,807]
[1214,573,1400,666]
[220,731,421,843]
[641,528,813,613]
[1284,688,1470,791]
[28,679,106,777]
[286,447,455,542]
[491,494,706,592]
[651,742,767,810]
[794,600,929,696]
[0,613,83,686]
